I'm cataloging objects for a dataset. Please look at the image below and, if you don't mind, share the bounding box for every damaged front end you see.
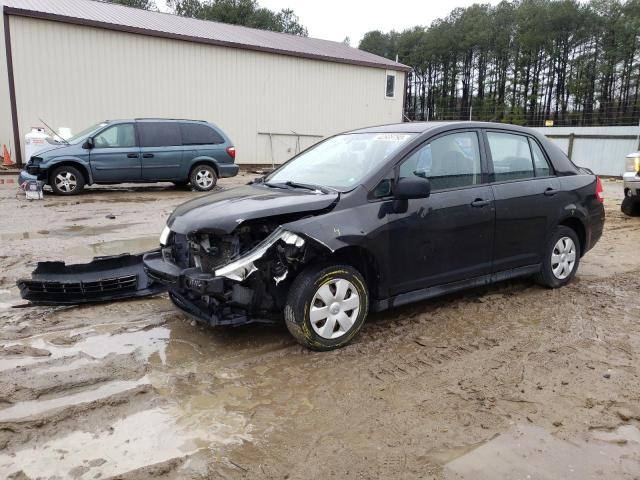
[144,224,325,326]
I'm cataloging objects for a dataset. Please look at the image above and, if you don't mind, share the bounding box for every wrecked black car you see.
[140,121,604,350]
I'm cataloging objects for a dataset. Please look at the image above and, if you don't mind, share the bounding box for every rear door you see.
[485,130,562,272]
[89,123,140,182]
[138,122,184,181]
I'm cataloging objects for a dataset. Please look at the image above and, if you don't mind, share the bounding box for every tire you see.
[534,225,581,288]
[189,165,217,191]
[49,165,85,195]
[621,196,640,216]
[284,263,369,351]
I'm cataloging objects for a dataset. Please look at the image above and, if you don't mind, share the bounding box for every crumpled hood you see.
[167,184,339,235]
[32,143,69,159]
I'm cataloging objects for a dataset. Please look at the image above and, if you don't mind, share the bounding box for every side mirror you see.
[394,176,431,200]
[82,138,94,150]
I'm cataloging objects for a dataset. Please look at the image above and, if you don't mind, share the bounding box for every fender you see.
[185,156,219,179]
[41,157,94,185]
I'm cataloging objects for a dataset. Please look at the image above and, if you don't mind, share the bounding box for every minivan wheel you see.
[50,166,85,195]
[284,264,369,351]
[534,225,581,288]
[190,165,217,191]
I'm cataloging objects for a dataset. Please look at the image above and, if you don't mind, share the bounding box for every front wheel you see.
[534,226,581,288]
[285,264,369,351]
[190,165,217,192]
[50,165,85,195]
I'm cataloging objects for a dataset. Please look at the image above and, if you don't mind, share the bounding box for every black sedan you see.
[144,121,605,350]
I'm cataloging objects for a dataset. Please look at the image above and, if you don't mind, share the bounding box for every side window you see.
[385,71,396,98]
[487,132,534,181]
[93,124,136,148]
[399,131,482,191]
[138,122,182,148]
[180,123,224,145]
[529,139,552,177]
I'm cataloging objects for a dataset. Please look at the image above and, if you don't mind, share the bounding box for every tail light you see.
[226,146,236,159]
[596,176,604,203]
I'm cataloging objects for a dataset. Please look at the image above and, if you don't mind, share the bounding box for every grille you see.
[23,274,138,295]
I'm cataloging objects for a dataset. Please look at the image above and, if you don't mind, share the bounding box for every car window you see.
[530,139,552,177]
[398,131,482,191]
[138,122,182,148]
[180,123,224,145]
[93,124,136,148]
[487,132,534,181]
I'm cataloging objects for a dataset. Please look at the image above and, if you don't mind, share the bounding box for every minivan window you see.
[68,122,108,144]
[138,122,182,148]
[180,123,223,145]
[93,124,136,148]
[487,132,535,182]
[399,131,482,190]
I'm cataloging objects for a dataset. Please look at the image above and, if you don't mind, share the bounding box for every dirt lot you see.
[0,175,639,479]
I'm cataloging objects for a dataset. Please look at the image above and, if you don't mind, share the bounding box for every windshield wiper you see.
[263,181,332,193]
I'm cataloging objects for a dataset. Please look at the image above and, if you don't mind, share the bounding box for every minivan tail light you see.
[226,146,236,159]
[596,176,604,203]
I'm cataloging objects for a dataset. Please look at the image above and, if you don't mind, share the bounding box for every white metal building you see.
[0,0,408,166]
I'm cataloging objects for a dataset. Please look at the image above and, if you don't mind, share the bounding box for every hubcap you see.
[310,279,360,339]
[195,169,214,189]
[551,236,576,280]
[55,172,77,193]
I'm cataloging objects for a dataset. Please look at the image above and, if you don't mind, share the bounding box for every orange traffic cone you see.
[2,145,12,166]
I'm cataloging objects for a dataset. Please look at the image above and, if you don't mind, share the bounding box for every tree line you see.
[360,0,640,127]
[103,0,307,35]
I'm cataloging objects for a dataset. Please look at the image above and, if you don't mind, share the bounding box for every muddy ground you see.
[0,175,638,479]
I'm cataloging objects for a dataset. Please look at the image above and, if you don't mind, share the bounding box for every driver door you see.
[385,130,496,295]
[89,123,141,182]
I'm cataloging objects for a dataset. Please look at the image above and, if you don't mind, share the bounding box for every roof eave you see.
[3,5,411,72]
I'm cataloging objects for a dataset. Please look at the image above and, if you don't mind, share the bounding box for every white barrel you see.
[25,127,50,161]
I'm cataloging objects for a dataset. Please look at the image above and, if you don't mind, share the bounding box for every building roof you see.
[2,0,410,71]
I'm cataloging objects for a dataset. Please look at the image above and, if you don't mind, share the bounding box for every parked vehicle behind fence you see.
[19,119,238,195]
[140,121,605,350]
[622,152,640,216]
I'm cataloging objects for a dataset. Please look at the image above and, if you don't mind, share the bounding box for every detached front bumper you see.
[143,251,266,326]
[623,172,640,197]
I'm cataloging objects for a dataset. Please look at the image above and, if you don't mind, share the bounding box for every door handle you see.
[471,198,491,208]
[127,153,139,158]
[544,187,560,196]
[142,153,154,158]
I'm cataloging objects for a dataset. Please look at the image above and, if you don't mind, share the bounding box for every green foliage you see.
[101,0,157,10]
[360,0,640,126]
[168,0,307,35]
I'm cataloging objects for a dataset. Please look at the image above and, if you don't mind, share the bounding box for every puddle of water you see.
[64,235,160,259]
[592,424,640,444]
[0,406,249,479]
[0,326,170,371]
[0,223,137,241]
[0,376,150,422]
[443,424,640,479]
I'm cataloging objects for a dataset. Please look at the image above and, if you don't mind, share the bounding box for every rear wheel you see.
[190,165,217,191]
[621,196,640,216]
[285,264,369,351]
[534,225,580,288]
[50,165,85,195]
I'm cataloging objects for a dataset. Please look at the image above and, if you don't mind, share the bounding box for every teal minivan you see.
[19,119,239,195]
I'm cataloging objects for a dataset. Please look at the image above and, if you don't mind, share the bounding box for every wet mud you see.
[0,177,639,479]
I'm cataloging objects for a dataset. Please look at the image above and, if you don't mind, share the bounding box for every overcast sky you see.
[256,0,503,45]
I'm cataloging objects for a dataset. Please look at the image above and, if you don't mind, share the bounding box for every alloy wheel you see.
[55,171,77,193]
[551,236,576,280]
[195,169,214,189]
[310,279,360,339]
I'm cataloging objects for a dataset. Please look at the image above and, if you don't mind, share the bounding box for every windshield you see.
[265,133,416,191]
[67,122,109,144]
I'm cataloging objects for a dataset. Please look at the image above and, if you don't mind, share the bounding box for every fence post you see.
[567,133,575,160]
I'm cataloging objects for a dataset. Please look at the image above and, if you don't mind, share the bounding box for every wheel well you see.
[49,162,90,185]
[189,161,219,178]
[559,217,586,256]
[322,246,382,299]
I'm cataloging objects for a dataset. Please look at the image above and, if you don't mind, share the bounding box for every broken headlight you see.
[159,226,171,246]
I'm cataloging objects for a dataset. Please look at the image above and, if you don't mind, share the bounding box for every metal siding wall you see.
[534,126,640,176]
[0,7,13,157]
[9,16,404,164]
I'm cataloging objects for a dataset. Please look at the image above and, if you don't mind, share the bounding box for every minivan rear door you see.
[138,121,184,181]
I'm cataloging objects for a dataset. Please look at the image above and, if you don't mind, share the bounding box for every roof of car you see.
[348,121,538,135]
[3,0,410,72]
